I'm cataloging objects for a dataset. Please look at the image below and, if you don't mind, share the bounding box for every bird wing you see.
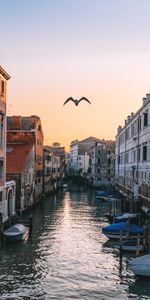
[78,97,91,104]
[63,97,75,105]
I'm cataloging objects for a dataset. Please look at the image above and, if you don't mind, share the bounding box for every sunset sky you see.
[1,0,150,150]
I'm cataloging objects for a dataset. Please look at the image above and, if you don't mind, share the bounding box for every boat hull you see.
[4,224,29,242]
[4,231,29,242]
[103,232,142,240]
[115,239,144,252]
[129,254,150,277]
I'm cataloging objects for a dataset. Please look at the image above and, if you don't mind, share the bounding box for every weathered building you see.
[7,115,44,213]
[43,143,65,194]
[115,93,150,212]
[89,141,115,187]
[0,66,15,223]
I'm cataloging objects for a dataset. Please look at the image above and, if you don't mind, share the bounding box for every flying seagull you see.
[63,97,91,106]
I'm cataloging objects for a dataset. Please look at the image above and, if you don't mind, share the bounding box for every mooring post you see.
[0,213,4,248]
[109,201,112,217]
[119,228,123,275]
[29,215,33,234]
[136,233,140,256]
[143,224,147,253]
[126,218,129,240]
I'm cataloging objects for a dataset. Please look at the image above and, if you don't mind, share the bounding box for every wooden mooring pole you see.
[136,233,140,256]
[0,213,4,248]
[119,229,123,276]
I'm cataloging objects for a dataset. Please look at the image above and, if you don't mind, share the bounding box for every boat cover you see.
[4,224,28,235]
[129,254,150,276]
[95,191,109,197]
[114,213,137,220]
[102,222,143,234]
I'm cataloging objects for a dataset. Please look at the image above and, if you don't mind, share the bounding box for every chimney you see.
[146,93,150,103]
[117,126,122,134]
[143,97,147,106]
[127,115,131,122]
[125,119,127,126]
[146,93,150,99]
[131,112,134,118]
[12,116,21,129]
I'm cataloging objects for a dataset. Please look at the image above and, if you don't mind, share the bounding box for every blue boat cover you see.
[102,222,143,234]
[95,191,109,196]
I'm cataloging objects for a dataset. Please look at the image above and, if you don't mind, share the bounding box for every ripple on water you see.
[0,189,148,299]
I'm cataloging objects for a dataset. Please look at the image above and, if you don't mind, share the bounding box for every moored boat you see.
[95,191,109,198]
[114,212,137,221]
[114,238,144,252]
[4,223,29,242]
[102,222,143,240]
[129,254,150,277]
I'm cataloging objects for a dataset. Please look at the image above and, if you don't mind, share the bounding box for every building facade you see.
[69,137,102,176]
[89,141,115,187]
[43,143,65,194]
[7,115,44,213]
[0,66,15,223]
[115,93,150,211]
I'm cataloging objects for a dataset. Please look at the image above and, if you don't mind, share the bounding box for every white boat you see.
[129,254,150,277]
[114,212,137,221]
[4,223,29,242]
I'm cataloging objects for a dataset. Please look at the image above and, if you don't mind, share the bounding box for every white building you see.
[115,93,150,210]
[69,137,102,176]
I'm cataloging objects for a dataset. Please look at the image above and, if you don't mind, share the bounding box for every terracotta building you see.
[6,115,44,213]
[0,66,15,223]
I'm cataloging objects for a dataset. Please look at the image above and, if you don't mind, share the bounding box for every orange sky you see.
[2,1,150,150]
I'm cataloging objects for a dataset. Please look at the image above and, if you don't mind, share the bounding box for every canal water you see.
[0,184,150,299]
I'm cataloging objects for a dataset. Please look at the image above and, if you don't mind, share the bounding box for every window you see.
[0,114,4,146]
[137,148,141,162]
[108,169,110,174]
[125,152,129,163]
[46,167,51,174]
[144,112,148,127]
[131,123,134,137]
[133,150,136,162]
[125,128,130,141]
[108,158,111,165]
[37,170,43,177]
[0,191,2,202]
[0,161,3,179]
[143,145,147,161]
[138,117,141,132]
[1,81,4,96]
[97,168,100,174]
[38,124,41,132]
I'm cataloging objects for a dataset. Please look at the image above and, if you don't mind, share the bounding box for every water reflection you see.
[0,185,149,299]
